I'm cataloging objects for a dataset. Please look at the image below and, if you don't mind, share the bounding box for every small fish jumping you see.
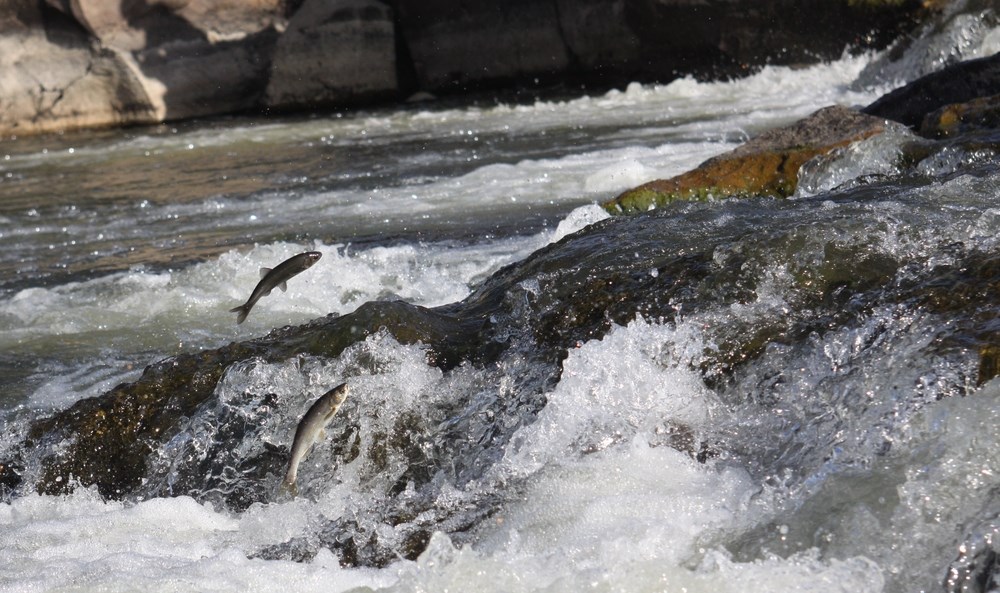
[281,382,349,496]
[230,251,322,324]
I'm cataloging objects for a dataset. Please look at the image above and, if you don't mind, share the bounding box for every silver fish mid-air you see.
[281,382,350,495]
[230,251,321,324]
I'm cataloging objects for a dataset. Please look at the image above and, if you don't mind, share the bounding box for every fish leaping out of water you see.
[281,382,349,496]
[230,251,322,324]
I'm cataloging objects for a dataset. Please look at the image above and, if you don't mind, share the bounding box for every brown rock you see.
[603,105,887,214]
[920,93,1000,137]
[0,4,160,135]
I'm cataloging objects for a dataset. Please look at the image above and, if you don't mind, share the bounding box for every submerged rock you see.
[602,105,887,214]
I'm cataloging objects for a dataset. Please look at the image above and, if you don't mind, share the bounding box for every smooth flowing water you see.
[3,7,1000,593]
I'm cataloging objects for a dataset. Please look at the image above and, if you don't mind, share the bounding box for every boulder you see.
[603,105,887,214]
[264,0,397,109]
[863,51,1000,128]
[44,0,286,50]
[132,27,279,121]
[920,93,1000,137]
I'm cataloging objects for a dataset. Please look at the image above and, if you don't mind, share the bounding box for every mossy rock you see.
[603,105,886,214]
[920,93,1000,138]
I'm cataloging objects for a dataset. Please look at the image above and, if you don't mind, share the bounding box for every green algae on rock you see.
[603,105,888,214]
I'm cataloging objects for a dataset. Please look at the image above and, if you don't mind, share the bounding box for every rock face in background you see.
[0,0,931,136]
[264,0,396,109]
[0,0,159,133]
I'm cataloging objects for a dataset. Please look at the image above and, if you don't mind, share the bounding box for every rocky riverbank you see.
[603,50,1000,213]
[1,0,931,136]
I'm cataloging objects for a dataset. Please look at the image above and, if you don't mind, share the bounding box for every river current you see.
[3,9,1000,593]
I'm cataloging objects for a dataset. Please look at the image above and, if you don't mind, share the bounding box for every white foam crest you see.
[509,53,879,136]
[864,380,1000,586]
[0,237,536,355]
[307,141,729,222]
[4,49,879,173]
[0,483,882,593]
[973,24,1000,58]
[1,318,898,593]
[548,204,610,243]
[499,316,723,479]
[0,488,390,593]
[487,443,756,565]
[19,359,142,411]
[395,518,884,593]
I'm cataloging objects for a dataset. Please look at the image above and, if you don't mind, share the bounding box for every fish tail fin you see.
[229,305,249,324]
[279,478,298,498]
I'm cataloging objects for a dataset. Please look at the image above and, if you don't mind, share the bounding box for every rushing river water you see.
[3,7,1000,593]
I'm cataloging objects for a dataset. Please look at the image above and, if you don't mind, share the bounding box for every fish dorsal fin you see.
[259,267,272,278]
[278,281,288,292]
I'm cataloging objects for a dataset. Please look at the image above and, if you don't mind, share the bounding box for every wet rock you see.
[979,345,1000,386]
[0,458,23,500]
[11,180,1000,564]
[602,105,887,214]
[945,515,1000,593]
[920,93,1000,137]
[863,51,1000,129]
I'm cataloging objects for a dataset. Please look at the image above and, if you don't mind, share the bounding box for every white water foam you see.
[5,37,995,593]
[0,318,891,593]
